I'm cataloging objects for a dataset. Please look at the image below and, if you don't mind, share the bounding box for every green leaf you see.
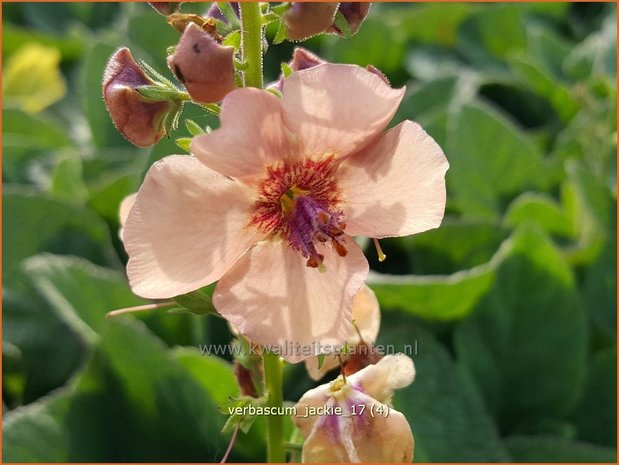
[504,192,575,239]
[370,221,509,275]
[382,320,509,461]
[87,172,141,224]
[3,319,251,462]
[127,11,180,70]
[24,254,145,340]
[2,24,84,61]
[2,108,73,183]
[3,289,84,405]
[581,237,617,339]
[508,54,580,123]
[504,435,616,462]
[564,9,617,81]
[3,192,119,290]
[447,101,549,218]
[368,264,495,321]
[572,346,617,447]
[323,15,405,75]
[455,225,587,431]
[562,159,615,265]
[400,3,471,46]
[458,5,527,66]
[366,222,526,321]
[50,153,89,206]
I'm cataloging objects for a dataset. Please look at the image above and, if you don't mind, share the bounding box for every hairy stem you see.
[239,3,283,461]
[263,351,285,462]
[239,2,264,89]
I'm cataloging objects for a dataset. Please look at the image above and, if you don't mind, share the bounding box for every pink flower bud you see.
[102,48,176,147]
[283,2,339,41]
[148,2,182,16]
[167,22,235,104]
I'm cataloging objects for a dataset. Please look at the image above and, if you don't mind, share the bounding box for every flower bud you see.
[283,2,371,41]
[167,23,235,104]
[148,2,182,16]
[268,47,325,92]
[283,2,339,41]
[328,2,371,36]
[102,48,177,147]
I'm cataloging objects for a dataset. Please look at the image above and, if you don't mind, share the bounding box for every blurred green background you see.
[2,2,617,462]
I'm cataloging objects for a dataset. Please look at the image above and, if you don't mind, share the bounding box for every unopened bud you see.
[329,3,371,36]
[283,2,339,41]
[102,48,177,147]
[167,23,235,104]
[269,47,325,91]
[149,2,182,16]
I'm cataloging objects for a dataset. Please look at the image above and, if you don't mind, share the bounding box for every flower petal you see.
[305,284,380,381]
[213,236,369,363]
[352,400,415,463]
[190,88,295,181]
[349,284,380,345]
[305,354,340,382]
[118,192,137,241]
[338,120,449,238]
[281,64,405,159]
[349,354,416,404]
[124,155,263,299]
[301,393,414,463]
[293,383,332,438]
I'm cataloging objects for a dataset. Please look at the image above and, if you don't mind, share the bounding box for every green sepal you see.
[266,87,282,98]
[217,2,240,28]
[271,2,291,16]
[185,118,205,136]
[223,30,242,49]
[136,85,186,102]
[139,59,178,89]
[281,62,293,78]
[332,11,352,38]
[220,395,267,434]
[172,287,215,316]
[163,100,184,138]
[273,18,287,45]
[175,137,192,152]
[316,354,326,369]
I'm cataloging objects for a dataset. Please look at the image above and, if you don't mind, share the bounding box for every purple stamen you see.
[287,196,347,268]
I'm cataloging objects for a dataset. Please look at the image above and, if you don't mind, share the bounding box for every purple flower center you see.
[285,194,347,268]
[249,157,347,268]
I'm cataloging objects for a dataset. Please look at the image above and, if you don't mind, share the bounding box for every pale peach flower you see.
[123,63,448,362]
[305,284,380,380]
[294,354,415,462]
[118,193,137,241]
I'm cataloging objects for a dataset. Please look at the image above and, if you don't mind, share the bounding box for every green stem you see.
[239,4,283,461]
[263,351,285,462]
[239,1,264,89]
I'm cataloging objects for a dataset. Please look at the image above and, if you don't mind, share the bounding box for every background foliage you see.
[2,2,617,462]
